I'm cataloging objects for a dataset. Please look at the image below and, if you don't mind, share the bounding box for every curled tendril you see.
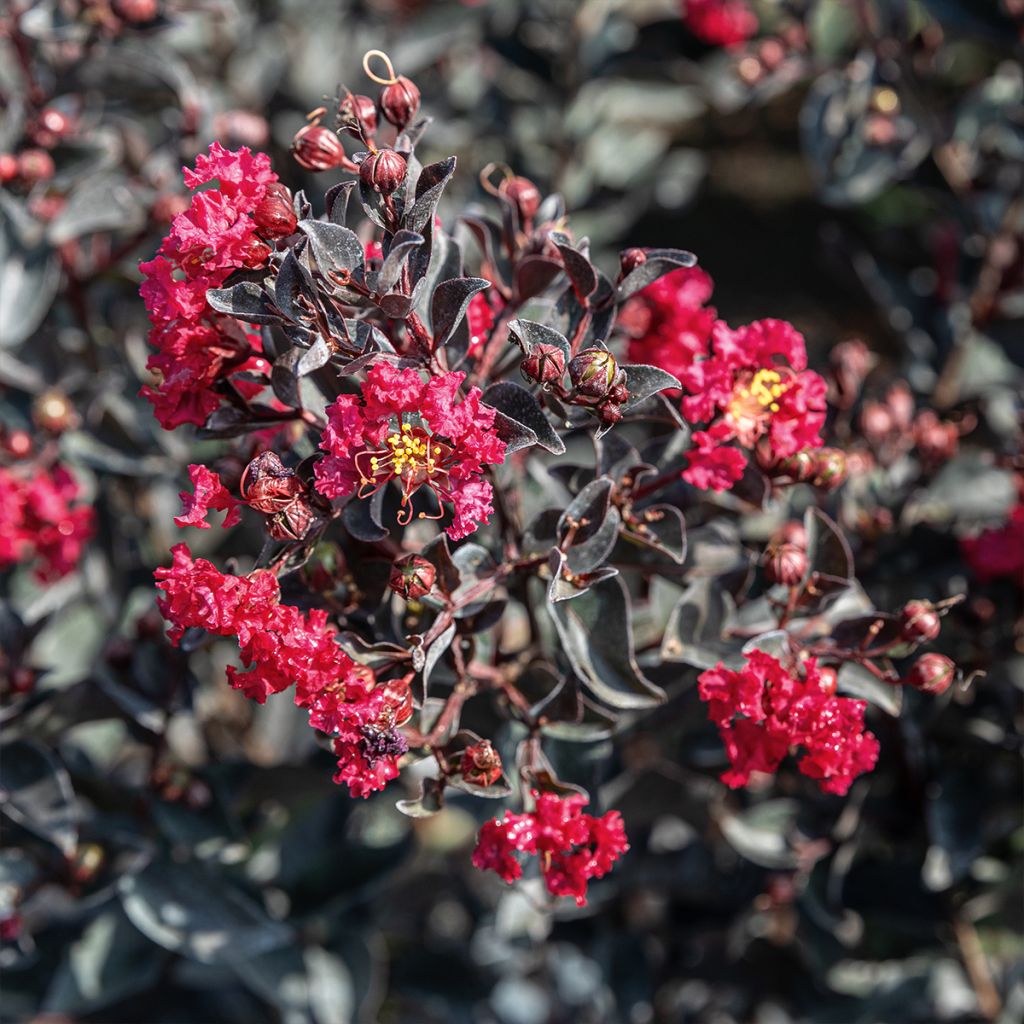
[479,161,514,198]
[363,49,399,86]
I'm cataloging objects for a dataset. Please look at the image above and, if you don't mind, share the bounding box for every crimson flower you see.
[139,144,278,429]
[679,318,827,491]
[0,463,94,582]
[471,791,629,906]
[682,0,758,48]
[314,364,506,540]
[698,651,880,795]
[153,544,412,796]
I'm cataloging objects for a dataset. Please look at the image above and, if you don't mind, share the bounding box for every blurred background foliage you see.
[1,0,1022,1022]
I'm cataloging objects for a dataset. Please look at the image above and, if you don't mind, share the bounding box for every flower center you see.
[355,421,454,523]
[726,368,790,444]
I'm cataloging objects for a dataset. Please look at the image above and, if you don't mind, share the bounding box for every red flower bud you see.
[8,667,37,696]
[380,76,421,129]
[766,447,817,483]
[569,348,622,399]
[859,401,893,445]
[338,93,378,138]
[597,400,624,426]
[905,653,956,695]
[460,740,503,788]
[812,448,848,491]
[771,521,807,549]
[389,554,436,600]
[152,193,190,223]
[913,410,958,465]
[113,0,159,22]
[252,182,297,239]
[17,148,55,185]
[521,343,566,385]
[817,666,838,696]
[499,175,541,223]
[2,429,33,459]
[34,107,74,146]
[0,154,18,183]
[763,542,807,586]
[886,383,914,431]
[899,600,941,644]
[292,123,346,172]
[359,148,407,195]
[619,247,648,277]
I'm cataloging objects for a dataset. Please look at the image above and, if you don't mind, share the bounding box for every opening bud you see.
[899,600,941,645]
[521,343,566,385]
[569,348,622,399]
[811,448,848,491]
[390,554,436,600]
[337,93,378,138]
[904,653,956,695]
[252,182,297,239]
[817,666,838,696]
[499,175,541,224]
[460,740,503,788]
[619,247,648,277]
[380,76,421,129]
[359,148,407,195]
[292,123,346,172]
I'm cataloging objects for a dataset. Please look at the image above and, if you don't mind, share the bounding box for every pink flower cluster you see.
[0,464,94,581]
[961,503,1024,586]
[154,544,412,796]
[679,319,827,491]
[314,364,506,540]
[698,651,879,795]
[682,0,758,48]
[622,266,717,382]
[623,270,826,492]
[139,143,278,429]
[472,791,629,906]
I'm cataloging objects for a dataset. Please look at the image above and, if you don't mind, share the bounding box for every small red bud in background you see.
[212,109,270,149]
[17,149,55,185]
[499,175,541,224]
[905,653,956,695]
[338,93,378,138]
[113,0,160,23]
[899,600,941,644]
[886,383,914,431]
[460,740,503,787]
[292,124,346,172]
[817,666,838,696]
[771,521,808,549]
[152,192,189,223]
[0,154,18,182]
[913,410,958,465]
[390,554,436,600]
[829,338,872,407]
[380,76,421,129]
[763,542,807,586]
[766,448,817,483]
[521,343,566,385]
[359,148,407,195]
[2,429,33,459]
[253,182,297,239]
[597,400,624,426]
[859,401,893,445]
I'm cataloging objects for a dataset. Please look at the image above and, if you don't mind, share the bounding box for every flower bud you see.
[70,843,106,885]
[252,182,297,239]
[390,554,436,600]
[899,600,941,644]
[152,192,190,223]
[812,448,848,491]
[597,400,624,426]
[763,542,807,586]
[913,410,958,465]
[292,123,346,172]
[380,76,421,129]
[0,913,22,942]
[771,521,807,549]
[905,653,956,695]
[886,382,914,431]
[9,667,36,696]
[521,343,566,385]
[817,665,838,696]
[17,148,55,185]
[337,93,378,138]
[0,154,18,182]
[212,109,269,148]
[499,175,541,223]
[33,390,78,434]
[829,338,871,405]
[359,148,407,195]
[35,107,74,147]
[113,0,159,22]
[2,429,32,459]
[619,247,647,277]
[460,740,503,788]
[569,348,621,399]
[767,447,817,483]
[859,401,893,445]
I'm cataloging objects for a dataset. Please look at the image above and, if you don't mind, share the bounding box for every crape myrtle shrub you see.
[0,2,1022,1024]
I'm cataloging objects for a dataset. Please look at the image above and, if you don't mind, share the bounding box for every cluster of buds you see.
[763,521,809,587]
[389,553,436,601]
[759,445,848,491]
[568,349,629,426]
